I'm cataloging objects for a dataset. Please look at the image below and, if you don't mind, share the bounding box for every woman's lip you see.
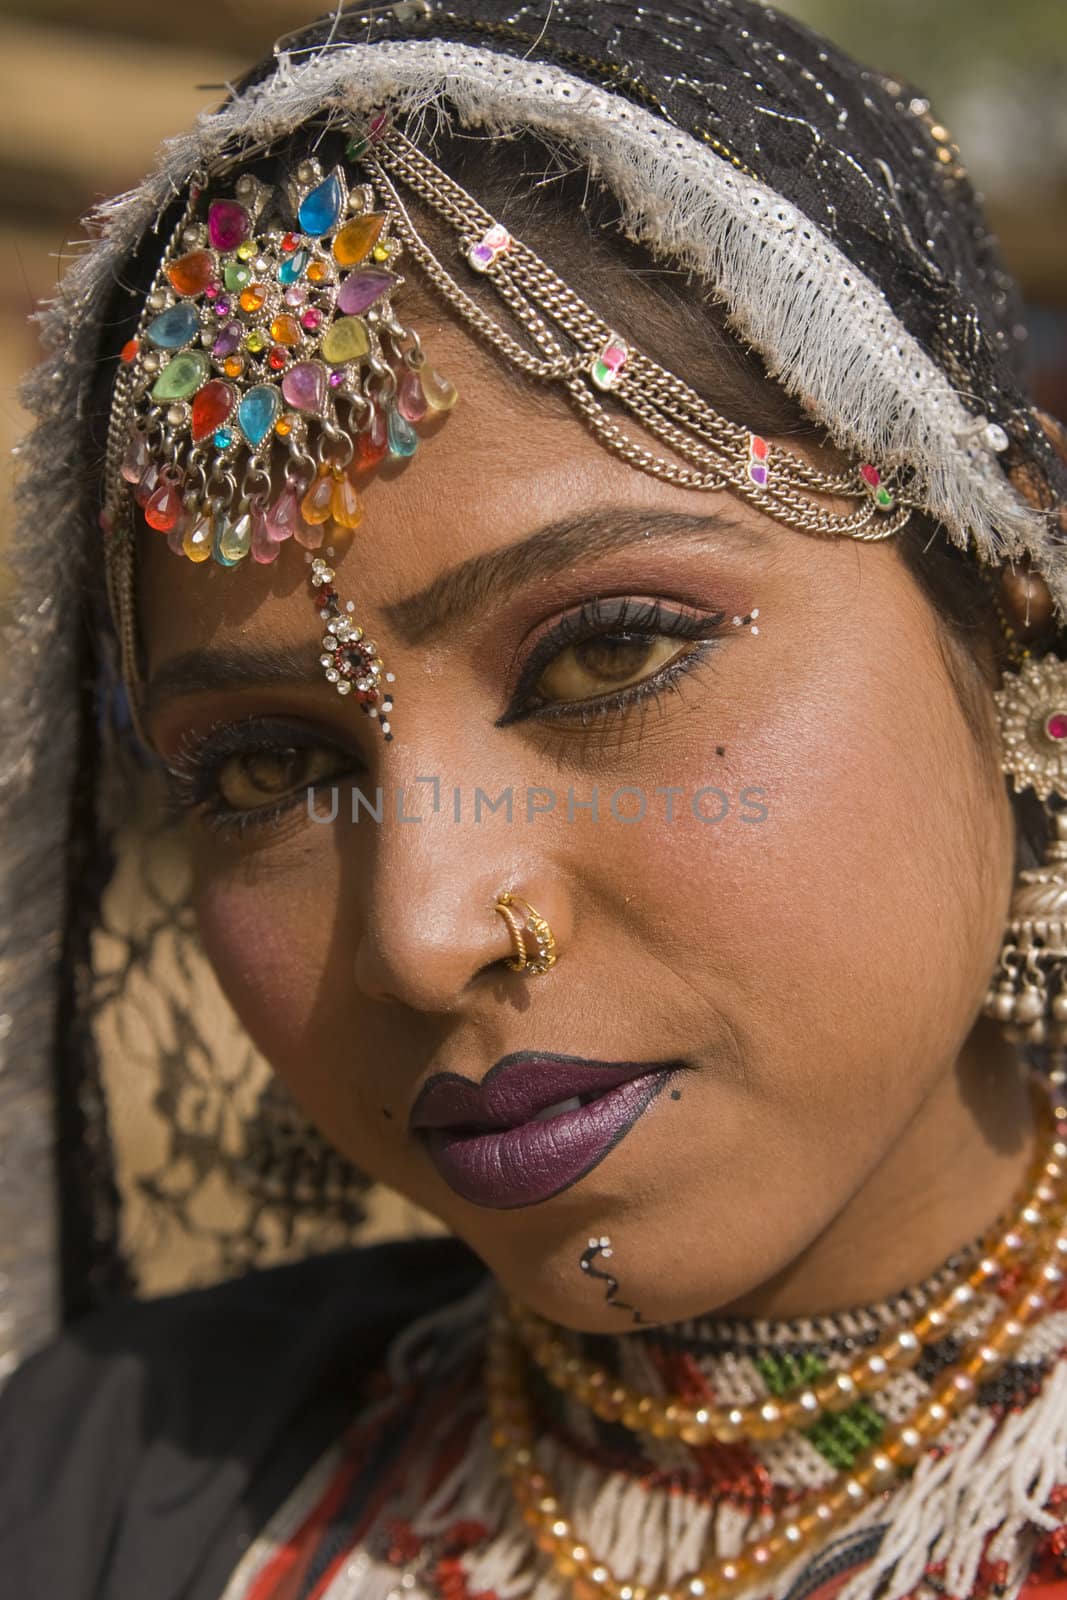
[409,1051,685,1133]
[419,1069,672,1208]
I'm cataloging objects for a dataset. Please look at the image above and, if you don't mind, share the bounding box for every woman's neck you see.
[702,1025,1041,1321]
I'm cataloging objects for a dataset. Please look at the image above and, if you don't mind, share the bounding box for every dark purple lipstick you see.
[409,1051,682,1208]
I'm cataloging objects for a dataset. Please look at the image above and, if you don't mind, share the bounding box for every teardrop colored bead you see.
[166,515,188,556]
[166,250,215,297]
[332,213,386,267]
[237,384,282,449]
[134,462,160,508]
[355,407,388,471]
[281,360,327,414]
[320,317,369,366]
[144,480,183,532]
[145,303,200,349]
[213,512,252,565]
[337,267,397,315]
[270,314,301,346]
[265,487,302,543]
[208,199,250,252]
[225,512,254,562]
[251,508,280,564]
[120,430,150,484]
[191,380,236,443]
[212,320,244,358]
[294,517,325,551]
[298,171,344,236]
[419,362,459,412]
[301,471,335,525]
[387,405,418,459]
[330,473,364,530]
[397,366,428,423]
[151,350,209,401]
[239,284,267,314]
[183,514,214,562]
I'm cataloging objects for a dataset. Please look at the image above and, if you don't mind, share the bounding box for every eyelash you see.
[162,596,729,834]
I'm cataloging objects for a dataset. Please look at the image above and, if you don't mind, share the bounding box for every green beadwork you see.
[803,1397,885,1471]
[754,1349,826,1395]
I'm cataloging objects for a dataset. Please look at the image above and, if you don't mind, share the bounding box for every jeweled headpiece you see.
[95,0,1067,758]
[103,108,965,749]
[104,135,468,741]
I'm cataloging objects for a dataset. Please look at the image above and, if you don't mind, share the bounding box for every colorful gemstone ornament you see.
[994,654,1067,802]
[468,223,512,273]
[748,434,770,489]
[145,303,200,349]
[860,463,896,510]
[590,335,629,392]
[103,145,465,744]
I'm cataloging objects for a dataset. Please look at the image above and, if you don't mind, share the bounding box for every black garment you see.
[0,1235,487,1600]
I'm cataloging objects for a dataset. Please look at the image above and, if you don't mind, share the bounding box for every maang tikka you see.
[104,124,460,744]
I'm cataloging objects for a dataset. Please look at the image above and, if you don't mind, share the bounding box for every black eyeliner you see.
[495,595,728,728]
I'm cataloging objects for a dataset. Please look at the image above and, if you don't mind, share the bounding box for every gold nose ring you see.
[493,892,558,975]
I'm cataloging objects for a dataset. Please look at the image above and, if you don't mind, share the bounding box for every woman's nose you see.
[346,792,572,1011]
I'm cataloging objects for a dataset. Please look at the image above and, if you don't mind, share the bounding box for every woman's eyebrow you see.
[381,507,762,646]
[143,640,333,717]
[142,507,763,714]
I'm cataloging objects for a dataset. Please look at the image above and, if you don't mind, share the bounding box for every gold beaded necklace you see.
[485,1073,1067,1600]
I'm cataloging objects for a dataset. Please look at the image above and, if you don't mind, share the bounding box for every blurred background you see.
[1,0,1065,537]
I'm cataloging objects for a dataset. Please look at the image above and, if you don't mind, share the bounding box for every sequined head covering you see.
[2,0,1064,1371]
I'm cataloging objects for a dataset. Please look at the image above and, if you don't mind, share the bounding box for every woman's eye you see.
[214,746,343,812]
[162,720,363,835]
[533,633,693,705]
[500,596,730,727]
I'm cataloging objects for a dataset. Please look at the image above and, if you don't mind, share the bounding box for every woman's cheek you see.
[192,865,330,1066]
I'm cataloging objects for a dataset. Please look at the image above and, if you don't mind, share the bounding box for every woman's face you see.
[138,309,1022,1332]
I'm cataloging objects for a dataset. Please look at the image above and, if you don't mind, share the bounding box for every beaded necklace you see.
[218,1074,1067,1600]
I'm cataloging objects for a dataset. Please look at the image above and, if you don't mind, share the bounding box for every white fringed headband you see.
[46,24,1067,616]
